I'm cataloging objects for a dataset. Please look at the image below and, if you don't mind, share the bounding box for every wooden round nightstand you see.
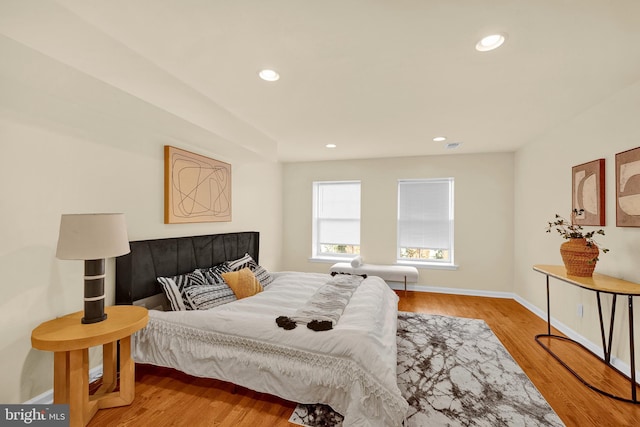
[31,305,148,427]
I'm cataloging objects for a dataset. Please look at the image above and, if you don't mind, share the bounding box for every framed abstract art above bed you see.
[164,145,231,224]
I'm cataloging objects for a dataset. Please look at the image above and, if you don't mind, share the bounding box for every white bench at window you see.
[329,262,419,293]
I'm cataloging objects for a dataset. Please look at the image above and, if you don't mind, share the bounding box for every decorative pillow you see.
[222,268,263,299]
[250,262,274,289]
[156,269,208,310]
[156,277,185,311]
[227,253,254,271]
[184,282,237,310]
[227,253,274,289]
[201,262,231,285]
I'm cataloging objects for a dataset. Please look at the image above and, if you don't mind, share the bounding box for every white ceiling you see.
[3,0,640,162]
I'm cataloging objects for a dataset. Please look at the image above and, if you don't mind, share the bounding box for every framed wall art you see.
[572,159,605,226]
[164,145,231,224]
[615,146,640,227]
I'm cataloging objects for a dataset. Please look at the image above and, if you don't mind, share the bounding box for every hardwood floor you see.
[88,292,640,426]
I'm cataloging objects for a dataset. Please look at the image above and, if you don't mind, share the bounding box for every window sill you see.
[396,260,459,270]
[310,258,459,270]
[308,256,352,264]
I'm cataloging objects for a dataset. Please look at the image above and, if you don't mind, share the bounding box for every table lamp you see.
[56,213,130,324]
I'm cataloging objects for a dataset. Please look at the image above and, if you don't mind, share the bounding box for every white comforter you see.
[133,271,408,426]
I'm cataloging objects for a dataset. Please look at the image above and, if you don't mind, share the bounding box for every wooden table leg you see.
[99,341,117,394]
[53,352,69,403]
[119,336,135,404]
[55,349,98,427]
[96,337,135,409]
[67,349,85,427]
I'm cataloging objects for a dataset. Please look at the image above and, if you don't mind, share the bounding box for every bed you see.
[115,232,408,426]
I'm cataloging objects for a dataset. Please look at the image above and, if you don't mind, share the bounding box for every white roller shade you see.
[315,181,360,246]
[398,179,453,250]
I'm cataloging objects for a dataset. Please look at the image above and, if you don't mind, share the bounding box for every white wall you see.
[282,153,514,293]
[514,79,640,372]
[0,39,282,404]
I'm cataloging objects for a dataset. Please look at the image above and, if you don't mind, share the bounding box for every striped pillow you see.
[227,253,253,271]
[157,269,208,310]
[227,253,274,289]
[184,282,237,310]
[156,277,185,311]
[201,262,231,285]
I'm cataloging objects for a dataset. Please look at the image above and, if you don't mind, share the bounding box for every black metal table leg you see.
[546,275,551,335]
[597,292,617,363]
[629,296,637,402]
[607,295,617,363]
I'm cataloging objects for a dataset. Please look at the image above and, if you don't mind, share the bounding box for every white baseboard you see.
[388,282,514,299]
[24,389,54,405]
[25,366,103,404]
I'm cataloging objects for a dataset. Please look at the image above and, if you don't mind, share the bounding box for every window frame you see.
[312,180,361,259]
[396,178,455,267]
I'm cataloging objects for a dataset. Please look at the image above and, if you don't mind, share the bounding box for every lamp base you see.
[83,259,107,324]
[82,313,108,324]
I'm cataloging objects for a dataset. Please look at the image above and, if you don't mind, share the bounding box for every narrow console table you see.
[31,305,148,426]
[533,264,640,403]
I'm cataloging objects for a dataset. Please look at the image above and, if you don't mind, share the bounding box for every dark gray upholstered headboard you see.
[115,231,259,307]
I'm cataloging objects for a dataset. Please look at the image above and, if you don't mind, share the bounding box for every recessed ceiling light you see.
[258,69,280,81]
[433,136,447,142]
[475,34,506,52]
[326,144,337,148]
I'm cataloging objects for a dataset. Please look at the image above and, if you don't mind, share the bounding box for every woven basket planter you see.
[560,238,600,277]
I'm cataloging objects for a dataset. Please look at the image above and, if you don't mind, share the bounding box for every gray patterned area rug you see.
[289,312,564,427]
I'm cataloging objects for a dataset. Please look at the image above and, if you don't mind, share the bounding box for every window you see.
[312,181,360,257]
[397,178,454,264]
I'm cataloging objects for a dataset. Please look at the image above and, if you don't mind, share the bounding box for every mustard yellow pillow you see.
[222,268,263,299]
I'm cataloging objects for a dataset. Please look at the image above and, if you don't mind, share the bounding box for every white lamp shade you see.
[56,213,130,260]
